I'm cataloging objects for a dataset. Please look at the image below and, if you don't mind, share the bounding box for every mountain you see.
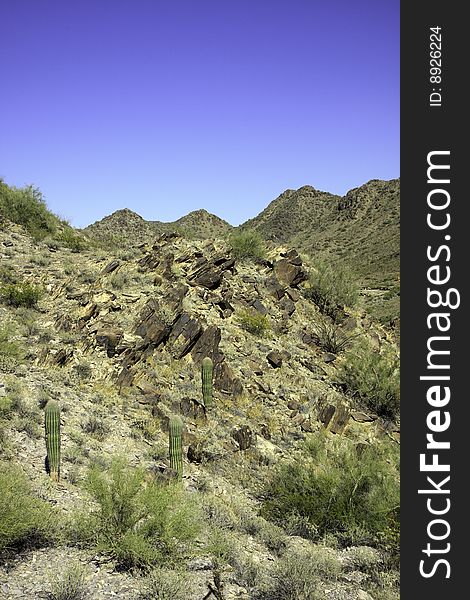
[84,207,232,244]
[242,179,400,289]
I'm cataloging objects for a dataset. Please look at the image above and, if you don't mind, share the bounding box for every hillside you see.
[242,179,399,287]
[0,184,399,599]
[242,179,400,326]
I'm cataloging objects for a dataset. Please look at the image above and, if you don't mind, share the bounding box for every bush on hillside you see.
[235,309,271,337]
[76,459,201,569]
[0,282,43,308]
[339,338,400,420]
[261,432,399,551]
[0,179,57,240]
[229,230,266,261]
[306,259,358,319]
[0,462,57,552]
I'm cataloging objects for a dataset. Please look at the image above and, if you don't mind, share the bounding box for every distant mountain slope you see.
[242,179,400,289]
[84,208,232,244]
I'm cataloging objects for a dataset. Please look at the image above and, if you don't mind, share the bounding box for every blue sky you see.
[0,0,399,227]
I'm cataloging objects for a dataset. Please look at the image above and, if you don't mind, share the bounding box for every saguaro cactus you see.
[169,415,183,480]
[201,356,213,408]
[44,400,61,481]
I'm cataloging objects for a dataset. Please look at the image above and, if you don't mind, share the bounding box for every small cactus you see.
[44,400,61,481]
[169,415,183,480]
[201,356,213,408]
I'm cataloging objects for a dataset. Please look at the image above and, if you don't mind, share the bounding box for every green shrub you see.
[0,282,43,308]
[255,546,340,600]
[339,338,400,419]
[77,459,201,569]
[0,323,22,362]
[0,462,57,552]
[0,179,57,240]
[0,265,18,284]
[48,562,90,600]
[229,230,266,261]
[311,314,359,354]
[57,229,89,253]
[307,259,358,318]
[261,432,399,551]
[138,567,192,600]
[235,309,271,337]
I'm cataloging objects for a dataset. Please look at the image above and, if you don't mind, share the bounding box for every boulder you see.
[275,258,308,287]
[232,425,255,450]
[101,259,120,274]
[168,313,203,359]
[214,361,243,396]
[191,325,223,365]
[266,350,283,368]
[95,326,123,357]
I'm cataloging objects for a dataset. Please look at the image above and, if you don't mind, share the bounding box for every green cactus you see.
[169,415,183,481]
[44,400,61,481]
[201,356,213,408]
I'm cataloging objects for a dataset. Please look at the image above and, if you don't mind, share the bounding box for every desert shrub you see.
[339,338,400,419]
[0,323,22,362]
[109,271,130,290]
[48,562,90,600]
[254,546,340,600]
[0,282,43,308]
[306,259,358,318]
[261,432,399,551]
[0,265,18,284]
[0,462,57,552]
[311,314,359,354]
[138,567,192,600]
[80,415,108,438]
[235,309,271,337]
[57,229,89,253]
[77,458,201,569]
[229,230,266,261]
[0,179,57,240]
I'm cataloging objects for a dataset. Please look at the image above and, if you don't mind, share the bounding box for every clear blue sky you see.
[0,0,399,227]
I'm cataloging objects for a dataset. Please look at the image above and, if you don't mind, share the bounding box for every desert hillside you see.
[0,180,399,600]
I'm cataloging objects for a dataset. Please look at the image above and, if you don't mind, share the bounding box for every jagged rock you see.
[323,352,337,363]
[78,303,98,326]
[180,397,206,420]
[101,259,120,274]
[191,325,223,365]
[187,442,205,463]
[279,295,296,315]
[54,348,73,366]
[214,361,243,396]
[215,297,234,318]
[135,299,170,347]
[95,326,123,357]
[187,260,225,289]
[266,350,283,368]
[168,313,203,359]
[286,287,301,302]
[275,257,308,287]
[251,298,267,314]
[232,425,254,450]
[319,404,336,426]
[326,404,351,434]
[351,411,376,423]
[264,276,285,299]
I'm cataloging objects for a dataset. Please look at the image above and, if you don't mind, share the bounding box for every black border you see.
[401,2,466,596]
